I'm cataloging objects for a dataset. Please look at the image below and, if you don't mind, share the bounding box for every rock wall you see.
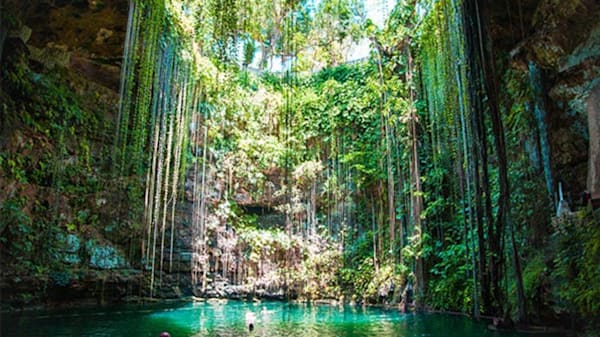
[0,0,143,309]
[497,0,600,204]
[2,0,127,88]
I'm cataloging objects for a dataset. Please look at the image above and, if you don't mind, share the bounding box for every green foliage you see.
[301,244,342,299]
[239,227,289,261]
[427,242,473,312]
[551,211,600,320]
[521,251,551,315]
[49,270,72,287]
[311,0,366,66]
[1,196,66,277]
[3,154,28,183]
[339,258,405,303]
[339,257,375,300]
[0,197,33,259]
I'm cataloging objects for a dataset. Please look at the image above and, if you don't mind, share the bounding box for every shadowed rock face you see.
[494,0,600,198]
[70,53,121,91]
[24,0,128,60]
[3,0,127,90]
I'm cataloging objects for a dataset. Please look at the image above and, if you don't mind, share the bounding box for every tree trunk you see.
[406,46,425,306]
[375,46,397,259]
[477,0,527,322]
[587,84,600,200]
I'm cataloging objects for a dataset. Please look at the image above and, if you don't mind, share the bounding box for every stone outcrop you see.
[70,53,121,91]
[3,0,127,88]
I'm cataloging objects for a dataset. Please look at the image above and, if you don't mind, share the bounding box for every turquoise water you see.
[1,301,555,337]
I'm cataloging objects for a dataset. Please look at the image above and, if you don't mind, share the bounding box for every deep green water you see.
[1,301,558,337]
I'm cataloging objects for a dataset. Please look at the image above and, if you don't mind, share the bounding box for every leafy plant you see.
[551,210,600,320]
[0,197,33,262]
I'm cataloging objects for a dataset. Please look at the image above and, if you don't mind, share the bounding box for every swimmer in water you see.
[159,332,171,337]
[245,311,256,331]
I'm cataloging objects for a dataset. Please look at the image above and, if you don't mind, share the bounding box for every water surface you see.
[1,301,557,337]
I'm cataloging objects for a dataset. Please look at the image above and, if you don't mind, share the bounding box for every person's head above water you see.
[245,311,256,331]
[159,332,171,337]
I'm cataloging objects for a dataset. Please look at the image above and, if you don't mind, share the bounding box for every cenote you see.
[3,0,600,335]
[2,301,557,337]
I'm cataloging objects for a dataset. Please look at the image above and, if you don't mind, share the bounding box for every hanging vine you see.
[115,0,208,297]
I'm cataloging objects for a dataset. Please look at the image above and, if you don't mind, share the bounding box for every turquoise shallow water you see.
[1,301,557,337]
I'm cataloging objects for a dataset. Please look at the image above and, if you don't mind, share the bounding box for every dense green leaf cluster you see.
[551,210,600,320]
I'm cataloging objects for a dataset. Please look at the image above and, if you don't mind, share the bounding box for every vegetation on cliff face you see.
[0,18,130,305]
[2,0,600,334]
